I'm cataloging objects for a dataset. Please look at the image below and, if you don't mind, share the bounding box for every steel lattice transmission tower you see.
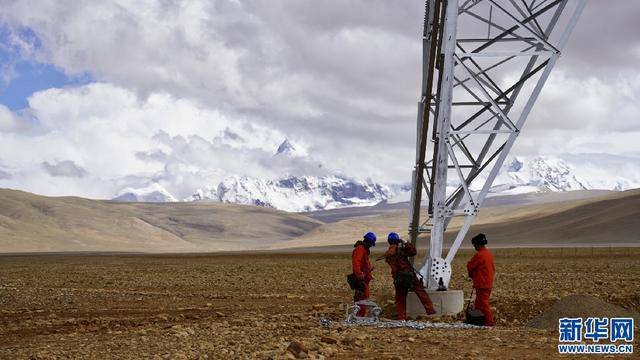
[408,0,585,289]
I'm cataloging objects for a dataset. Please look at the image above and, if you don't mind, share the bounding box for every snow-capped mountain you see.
[187,175,391,212]
[472,154,640,194]
[113,182,178,203]
[112,143,640,212]
[387,154,640,204]
[113,139,391,211]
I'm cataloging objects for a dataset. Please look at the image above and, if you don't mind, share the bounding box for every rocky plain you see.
[1,248,638,359]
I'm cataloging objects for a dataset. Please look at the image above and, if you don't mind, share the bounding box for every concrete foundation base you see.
[406,290,464,318]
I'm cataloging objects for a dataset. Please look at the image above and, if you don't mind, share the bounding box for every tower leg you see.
[419,0,459,290]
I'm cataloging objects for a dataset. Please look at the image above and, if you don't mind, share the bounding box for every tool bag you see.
[466,308,486,326]
[394,271,415,289]
[347,273,361,290]
[464,288,486,326]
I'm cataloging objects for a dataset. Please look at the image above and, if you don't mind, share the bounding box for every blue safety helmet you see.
[363,232,377,246]
[387,232,401,244]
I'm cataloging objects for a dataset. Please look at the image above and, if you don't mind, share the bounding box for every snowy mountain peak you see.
[274,139,307,157]
[507,157,524,172]
[113,182,178,203]
[275,139,295,155]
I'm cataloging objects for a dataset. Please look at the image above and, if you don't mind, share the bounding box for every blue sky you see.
[0,26,91,110]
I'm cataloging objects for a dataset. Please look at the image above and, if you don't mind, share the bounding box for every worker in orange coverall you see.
[352,232,376,316]
[382,232,435,320]
[467,233,496,326]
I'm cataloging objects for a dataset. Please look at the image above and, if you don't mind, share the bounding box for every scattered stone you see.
[286,341,308,359]
[320,336,337,345]
[340,335,356,346]
[312,304,327,311]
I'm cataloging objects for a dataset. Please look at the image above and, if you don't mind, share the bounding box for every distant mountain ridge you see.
[113,139,394,212]
[112,142,640,212]
[479,154,640,195]
[187,175,391,212]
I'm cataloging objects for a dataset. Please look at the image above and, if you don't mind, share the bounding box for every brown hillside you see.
[272,189,640,249]
[0,189,323,253]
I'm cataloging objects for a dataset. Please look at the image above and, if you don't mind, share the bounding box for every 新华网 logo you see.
[558,317,634,355]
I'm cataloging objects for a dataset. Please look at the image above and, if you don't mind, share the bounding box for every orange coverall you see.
[467,246,496,326]
[352,241,372,316]
[384,243,435,320]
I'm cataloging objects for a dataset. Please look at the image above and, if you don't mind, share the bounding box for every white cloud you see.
[42,160,87,178]
[0,104,27,132]
[0,168,11,180]
[0,82,290,196]
[0,0,421,153]
[530,71,640,132]
[511,70,640,156]
[0,82,336,199]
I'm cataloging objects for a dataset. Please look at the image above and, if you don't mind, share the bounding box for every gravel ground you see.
[1,248,638,359]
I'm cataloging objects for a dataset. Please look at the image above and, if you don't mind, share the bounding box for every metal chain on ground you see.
[343,317,487,330]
